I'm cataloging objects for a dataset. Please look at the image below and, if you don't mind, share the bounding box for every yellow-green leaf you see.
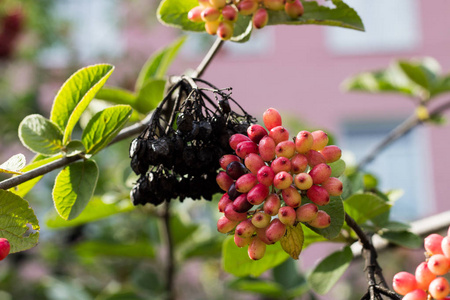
[280,222,304,260]
[0,154,26,175]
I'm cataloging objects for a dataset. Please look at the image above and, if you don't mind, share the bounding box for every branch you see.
[161,201,175,300]
[192,38,224,78]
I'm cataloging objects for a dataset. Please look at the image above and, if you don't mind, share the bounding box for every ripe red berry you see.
[290,153,308,174]
[235,219,256,238]
[224,203,248,221]
[269,126,290,144]
[402,289,427,300]
[244,153,265,174]
[235,173,258,193]
[308,163,332,184]
[296,203,318,222]
[252,211,271,228]
[257,165,275,186]
[273,171,293,190]
[278,206,296,226]
[252,8,269,29]
[247,183,270,205]
[265,218,287,243]
[229,133,251,150]
[429,277,450,299]
[216,171,234,192]
[321,177,343,197]
[247,124,268,143]
[234,233,252,248]
[222,5,238,22]
[219,154,241,170]
[232,193,253,213]
[305,150,326,167]
[217,22,234,40]
[306,185,330,206]
[218,193,232,212]
[248,237,266,260]
[424,233,444,255]
[319,145,342,163]
[237,0,258,16]
[263,108,282,131]
[263,193,281,216]
[236,141,258,159]
[259,136,276,161]
[308,210,331,229]
[281,185,302,207]
[271,157,291,174]
[217,216,239,233]
[0,238,10,261]
[275,140,296,158]
[284,0,304,18]
[415,262,436,290]
[295,131,313,154]
[393,272,418,296]
[427,254,450,275]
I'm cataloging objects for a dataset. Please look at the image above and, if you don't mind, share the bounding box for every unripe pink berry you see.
[209,0,226,9]
[281,185,302,207]
[252,211,271,228]
[271,157,291,174]
[311,130,329,151]
[229,133,251,150]
[188,6,204,22]
[0,238,10,261]
[306,185,330,206]
[290,153,308,174]
[284,0,304,18]
[236,141,258,159]
[393,272,418,296]
[247,183,270,205]
[295,131,313,154]
[224,203,248,221]
[219,154,241,170]
[217,216,239,233]
[308,210,331,229]
[415,262,436,290]
[424,233,444,255]
[294,173,313,190]
[245,153,265,174]
[305,150,326,167]
[402,289,427,300]
[198,0,211,8]
[236,219,256,238]
[235,173,258,193]
[429,277,450,300]
[234,233,252,248]
[259,136,276,161]
[264,193,281,216]
[269,126,290,144]
[309,163,332,185]
[263,0,284,11]
[263,108,282,131]
[322,177,343,197]
[237,0,258,16]
[252,8,268,29]
[232,193,253,213]
[247,124,268,143]
[248,237,267,260]
[201,7,221,22]
[216,171,234,192]
[218,193,232,212]
[278,206,296,226]
[256,227,274,245]
[442,236,450,258]
[265,218,287,243]
[427,254,450,275]
[222,5,238,22]
[257,165,275,186]
[217,21,234,40]
[296,203,319,222]
[273,171,293,190]
[205,20,220,35]
[319,145,342,163]
[275,140,296,158]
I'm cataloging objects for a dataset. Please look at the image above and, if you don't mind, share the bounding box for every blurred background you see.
[1,0,449,299]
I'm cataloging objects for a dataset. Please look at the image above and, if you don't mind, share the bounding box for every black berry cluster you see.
[130,78,255,206]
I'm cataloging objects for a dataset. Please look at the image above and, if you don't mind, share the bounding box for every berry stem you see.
[192,37,224,78]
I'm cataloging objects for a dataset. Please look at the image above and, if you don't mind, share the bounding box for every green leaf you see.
[81,105,132,155]
[302,225,327,248]
[0,190,40,253]
[397,60,437,93]
[52,160,99,220]
[280,222,304,259]
[341,171,364,199]
[230,15,253,43]
[19,114,64,155]
[222,236,289,277]
[135,79,166,114]
[10,154,63,197]
[157,0,204,32]
[64,140,86,157]
[170,213,199,246]
[0,154,26,175]
[75,240,154,258]
[329,159,346,178]
[380,230,422,249]
[273,258,306,291]
[182,237,223,259]
[344,193,391,225]
[95,86,136,106]
[49,64,115,144]
[228,278,284,298]
[432,75,450,97]
[304,196,344,240]
[46,197,134,229]
[381,221,411,232]
[135,36,186,90]
[307,246,353,294]
[267,0,364,31]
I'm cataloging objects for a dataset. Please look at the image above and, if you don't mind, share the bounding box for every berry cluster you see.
[216,108,343,260]
[0,238,10,261]
[393,227,450,299]
[130,79,255,206]
[188,0,304,40]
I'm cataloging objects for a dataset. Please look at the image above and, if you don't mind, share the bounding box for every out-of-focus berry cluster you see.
[216,108,344,260]
[392,227,450,300]
[130,79,255,206]
[188,0,304,40]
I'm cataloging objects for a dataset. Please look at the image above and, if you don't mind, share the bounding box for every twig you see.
[162,201,175,300]
[192,38,224,78]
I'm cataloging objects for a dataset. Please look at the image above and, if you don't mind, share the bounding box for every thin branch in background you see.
[192,38,224,78]
[161,201,175,300]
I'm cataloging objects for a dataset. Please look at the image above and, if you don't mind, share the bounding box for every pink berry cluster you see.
[392,227,450,299]
[188,0,304,40]
[215,108,343,260]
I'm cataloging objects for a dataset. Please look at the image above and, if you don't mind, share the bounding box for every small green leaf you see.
[135,36,186,90]
[280,222,304,259]
[64,140,86,157]
[46,197,134,229]
[157,0,204,32]
[0,154,26,175]
[329,159,346,178]
[230,15,253,43]
[135,79,166,114]
[81,105,132,155]
[0,190,40,253]
[95,86,136,106]
[75,240,154,258]
[228,278,284,298]
[52,160,99,220]
[222,236,289,277]
[344,193,391,225]
[307,246,353,294]
[19,114,64,155]
[398,60,436,93]
[380,230,422,249]
[49,64,114,144]
[267,0,365,31]
[304,196,344,240]
[381,221,411,232]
